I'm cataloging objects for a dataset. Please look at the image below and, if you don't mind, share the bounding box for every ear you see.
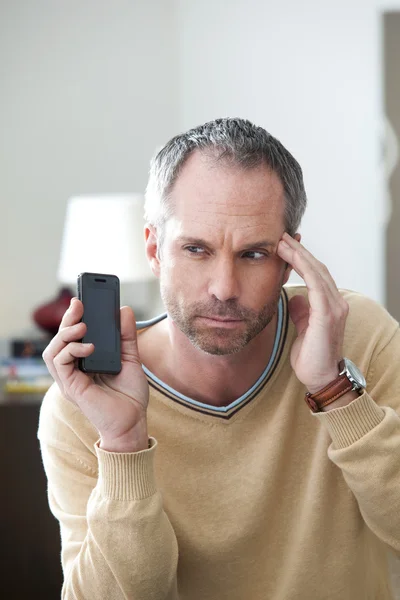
[282,232,301,285]
[144,225,161,278]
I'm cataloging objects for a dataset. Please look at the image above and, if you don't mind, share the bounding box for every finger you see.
[278,236,344,318]
[288,295,310,336]
[280,234,340,299]
[58,297,84,331]
[45,322,87,360]
[43,322,87,382]
[120,306,142,364]
[53,342,95,398]
[288,240,348,317]
[278,241,333,316]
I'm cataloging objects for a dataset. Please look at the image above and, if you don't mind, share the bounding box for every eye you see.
[242,251,269,260]
[184,245,206,255]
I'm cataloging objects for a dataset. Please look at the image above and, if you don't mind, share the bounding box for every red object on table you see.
[32,287,74,336]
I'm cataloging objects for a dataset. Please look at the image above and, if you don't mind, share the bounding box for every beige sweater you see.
[38,286,400,600]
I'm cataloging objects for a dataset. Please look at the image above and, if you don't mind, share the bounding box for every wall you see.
[0,0,178,338]
[177,0,400,305]
[3,0,400,340]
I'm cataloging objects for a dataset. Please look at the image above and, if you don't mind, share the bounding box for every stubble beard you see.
[160,281,282,356]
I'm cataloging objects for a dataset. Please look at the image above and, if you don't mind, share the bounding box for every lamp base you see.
[32,287,73,336]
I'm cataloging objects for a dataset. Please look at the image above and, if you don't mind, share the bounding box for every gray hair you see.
[144,117,307,238]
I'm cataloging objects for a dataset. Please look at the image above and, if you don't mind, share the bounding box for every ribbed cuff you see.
[312,393,385,449]
[94,437,158,501]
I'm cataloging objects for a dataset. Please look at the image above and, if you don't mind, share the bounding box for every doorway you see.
[384,12,400,321]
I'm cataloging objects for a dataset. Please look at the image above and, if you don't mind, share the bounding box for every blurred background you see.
[1,0,400,597]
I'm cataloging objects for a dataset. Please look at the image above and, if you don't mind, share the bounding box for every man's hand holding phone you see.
[42,298,150,453]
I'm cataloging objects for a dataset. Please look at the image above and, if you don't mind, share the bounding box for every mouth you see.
[210,317,240,321]
[197,316,244,326]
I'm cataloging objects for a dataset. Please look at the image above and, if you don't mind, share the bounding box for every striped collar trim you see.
[138,289,289,420]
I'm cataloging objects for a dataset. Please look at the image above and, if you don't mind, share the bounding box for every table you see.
[0,394,63,599]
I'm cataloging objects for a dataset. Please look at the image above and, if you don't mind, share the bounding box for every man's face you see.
[150,151,290,356]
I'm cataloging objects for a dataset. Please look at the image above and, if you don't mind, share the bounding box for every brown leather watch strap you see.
[305,374,354,412]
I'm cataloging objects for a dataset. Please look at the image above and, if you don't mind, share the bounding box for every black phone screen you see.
[83,287,117,351]
[77,273,121,374]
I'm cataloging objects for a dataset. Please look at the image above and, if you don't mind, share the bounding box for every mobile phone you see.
[77,272,122,374]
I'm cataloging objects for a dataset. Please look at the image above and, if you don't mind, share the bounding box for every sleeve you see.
[38,387,179,600]
[313,325,400,555]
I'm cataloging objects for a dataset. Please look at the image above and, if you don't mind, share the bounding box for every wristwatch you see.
[304,358,366,413]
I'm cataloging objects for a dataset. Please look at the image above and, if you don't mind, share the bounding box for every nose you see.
[207,258,240,302]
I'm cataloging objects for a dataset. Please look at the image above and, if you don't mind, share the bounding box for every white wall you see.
[0,0,178,338]
[2,0,400,340]
[177,0,400,304]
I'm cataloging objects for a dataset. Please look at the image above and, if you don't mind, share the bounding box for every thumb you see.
[120,306,140,360]
[288,295,310,337]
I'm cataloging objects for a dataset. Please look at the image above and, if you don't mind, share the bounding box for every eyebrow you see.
[176,236,276,250]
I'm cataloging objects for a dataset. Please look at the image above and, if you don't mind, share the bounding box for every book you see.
[0,357,53,394]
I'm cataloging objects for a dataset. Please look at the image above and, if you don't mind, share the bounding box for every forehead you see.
[167,150,285,240]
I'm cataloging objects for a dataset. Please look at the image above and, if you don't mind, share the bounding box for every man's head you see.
[144,118,307,355]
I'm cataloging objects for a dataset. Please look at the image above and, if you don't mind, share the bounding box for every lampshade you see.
[57,194,154,284]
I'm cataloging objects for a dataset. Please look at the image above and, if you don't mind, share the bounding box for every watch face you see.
[344,358,366,389]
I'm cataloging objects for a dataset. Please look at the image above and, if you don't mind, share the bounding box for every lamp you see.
[57,194,153,283]
[33,194,154,335]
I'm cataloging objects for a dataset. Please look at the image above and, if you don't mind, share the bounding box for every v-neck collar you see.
[137,288,289,420]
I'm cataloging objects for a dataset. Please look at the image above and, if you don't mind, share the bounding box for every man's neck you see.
[148,310,279,407]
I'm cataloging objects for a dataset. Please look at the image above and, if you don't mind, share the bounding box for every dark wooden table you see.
[0,394,63,599]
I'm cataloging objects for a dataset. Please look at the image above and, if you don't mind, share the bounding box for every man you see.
[39,118,400,599]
